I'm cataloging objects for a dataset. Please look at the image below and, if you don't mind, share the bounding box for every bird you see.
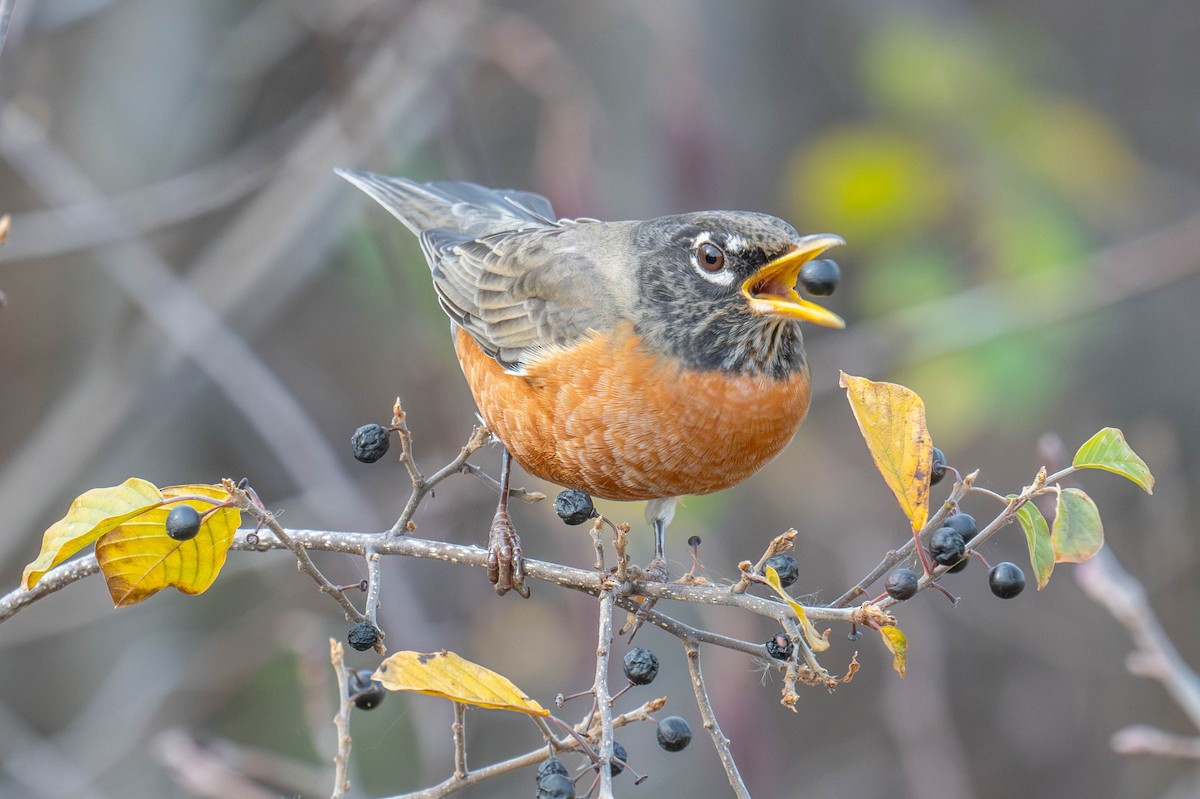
[338,170,845,596]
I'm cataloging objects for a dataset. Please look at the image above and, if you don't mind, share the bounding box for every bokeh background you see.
[1,1,1199,797]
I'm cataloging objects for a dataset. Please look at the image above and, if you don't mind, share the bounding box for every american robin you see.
[338,171,844,596]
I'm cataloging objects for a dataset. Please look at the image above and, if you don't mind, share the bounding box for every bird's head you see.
[631,211,845,378]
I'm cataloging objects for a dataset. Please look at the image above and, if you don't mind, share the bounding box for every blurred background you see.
[1,0,1198,797]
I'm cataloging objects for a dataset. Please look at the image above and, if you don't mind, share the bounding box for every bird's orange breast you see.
[454,324,811,501]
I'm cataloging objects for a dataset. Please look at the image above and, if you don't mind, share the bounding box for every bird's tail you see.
[335,170,557,237]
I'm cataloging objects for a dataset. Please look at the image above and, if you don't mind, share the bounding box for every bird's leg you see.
[641,516,671,583]
[486,447,528,597]
[639,497,677,583]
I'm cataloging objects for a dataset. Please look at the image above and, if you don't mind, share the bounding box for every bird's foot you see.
[637,557,670,583]
[486,508,529,598]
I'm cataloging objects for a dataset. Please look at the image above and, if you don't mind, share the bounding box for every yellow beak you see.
[739,234,846,329]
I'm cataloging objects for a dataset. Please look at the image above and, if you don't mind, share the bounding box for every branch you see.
[233,484,367,625]
[592,590,617,798]
[330,640,353,799]
[685,642,750,799]
[1077,548,1200,741]
[383,700,664,799]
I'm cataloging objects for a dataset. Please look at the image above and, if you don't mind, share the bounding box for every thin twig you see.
[363,546,383,633]
[232,484,365,624]
[329,640,353,799]
[459,463,546,503]
[828,472,975,608]
[685,642,751,799]
[391,414,490,536]
[452,703,467,781]
[730,529,797,594]
[384,700,662,799]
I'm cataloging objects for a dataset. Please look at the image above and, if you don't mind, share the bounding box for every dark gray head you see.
[630,211,844,379]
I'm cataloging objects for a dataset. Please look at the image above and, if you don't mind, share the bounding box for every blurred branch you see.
[812,211,1200,390]
[0,105,363,521]
[0,101,315,262]
[0,0,14,64]
[1076,547,1200,758]
[0,0,481,567]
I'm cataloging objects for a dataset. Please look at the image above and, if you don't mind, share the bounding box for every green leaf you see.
[1051,487,1104,564]
[1073,427,1154,494]
[1010,497,1054,590]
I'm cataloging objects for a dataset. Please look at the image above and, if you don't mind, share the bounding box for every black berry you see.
[609,741,628,776]
[929,526,965,567]
[764,554,799,588]
[622,647,659,685]
[944,513,978,541]
[349,669,386,710]
[351,423,391,463]
[930,446,948,486]
[799,258,840,296]
[554,489,595,525]
[536,772,576,799]
[165,505,202,541]
[656,716,692,752]
[347,621,380,651]
[536,757,570,782]
[989,562,1025,599]
[885,568,919,600]
[765,633,792,660]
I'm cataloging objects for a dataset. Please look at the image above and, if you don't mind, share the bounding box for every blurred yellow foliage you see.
[786,126,952,245]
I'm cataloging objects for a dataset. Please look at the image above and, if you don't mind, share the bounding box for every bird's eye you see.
[696,242,725,272]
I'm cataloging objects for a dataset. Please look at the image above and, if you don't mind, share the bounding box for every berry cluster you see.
[884,446,1028,602]
[535,645,692,793]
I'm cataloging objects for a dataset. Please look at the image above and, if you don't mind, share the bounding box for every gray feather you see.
[339,170,635,372]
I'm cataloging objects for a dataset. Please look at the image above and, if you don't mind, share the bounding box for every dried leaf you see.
[763,565,831,652]
[1073,427,1154,494]
[1051,487,1103,564]
[879,626,908,677]
[372,651,548,716]
[840,372,932,532]
[95,484,240,607]
[22,478,164,589]
[1010,497,1054,589]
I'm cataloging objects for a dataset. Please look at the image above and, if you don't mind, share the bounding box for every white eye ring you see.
[690,234,737,286]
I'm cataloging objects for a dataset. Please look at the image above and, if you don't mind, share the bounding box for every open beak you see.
[739,234,846,329]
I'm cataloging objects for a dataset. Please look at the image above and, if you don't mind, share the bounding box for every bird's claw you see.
[486,509,529,598]
[639,557,670,584]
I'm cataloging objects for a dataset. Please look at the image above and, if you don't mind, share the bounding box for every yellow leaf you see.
[372,651,548,716]
[22,478,165,589]
[879,626,908,677]
[763,566,831,653]
[95,484,240,607]
[840,373,933,532]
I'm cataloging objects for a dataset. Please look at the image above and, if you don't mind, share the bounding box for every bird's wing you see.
[421,224,634,373]
[336,170,557,237]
